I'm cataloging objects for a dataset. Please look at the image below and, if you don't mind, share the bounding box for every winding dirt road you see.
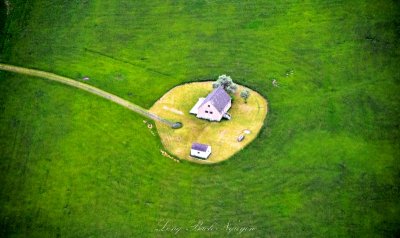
[0,63,178,127]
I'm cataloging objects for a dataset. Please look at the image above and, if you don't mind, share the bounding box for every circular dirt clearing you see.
[150,82,267,164]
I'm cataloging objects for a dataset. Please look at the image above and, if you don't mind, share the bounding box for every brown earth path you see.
[0,63,178,127]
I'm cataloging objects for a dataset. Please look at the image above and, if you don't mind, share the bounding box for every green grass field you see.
[0,0,399,237]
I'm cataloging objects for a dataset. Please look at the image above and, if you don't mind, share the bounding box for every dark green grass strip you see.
[84,48,172,77]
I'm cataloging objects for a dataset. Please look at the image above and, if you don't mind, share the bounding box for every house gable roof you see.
[199,86,231,113]
[191,143,209,152]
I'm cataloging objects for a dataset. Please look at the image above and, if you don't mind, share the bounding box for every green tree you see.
[212,74,237,94]
[240,89,250,103]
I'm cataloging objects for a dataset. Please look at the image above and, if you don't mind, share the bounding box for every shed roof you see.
[200,86,231,113]
[191,143,209,152]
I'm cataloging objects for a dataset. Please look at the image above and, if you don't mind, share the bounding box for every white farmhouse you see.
[190,143,212,159]
[190,86,231,122]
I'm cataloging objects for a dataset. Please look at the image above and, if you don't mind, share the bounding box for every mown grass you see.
[150,82,267,163]
[0,0,399,237]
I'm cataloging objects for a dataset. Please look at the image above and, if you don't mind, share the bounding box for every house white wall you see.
[191,146,212,159]
[189,98,205,115]
[197,103,223,121]
[223,101,231,113]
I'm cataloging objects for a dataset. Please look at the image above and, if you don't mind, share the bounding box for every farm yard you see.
[0,0,399,237]
[150,82,267,163]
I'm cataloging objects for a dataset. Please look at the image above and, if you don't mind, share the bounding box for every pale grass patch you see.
[162,106,184,115]
[150,82,267,164]
[5,0,11,15]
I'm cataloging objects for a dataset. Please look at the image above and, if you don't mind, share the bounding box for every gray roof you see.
[191,143,209,152]
[200,86,231,113]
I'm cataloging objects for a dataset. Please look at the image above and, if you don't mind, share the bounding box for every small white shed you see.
[190,143,212,159]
